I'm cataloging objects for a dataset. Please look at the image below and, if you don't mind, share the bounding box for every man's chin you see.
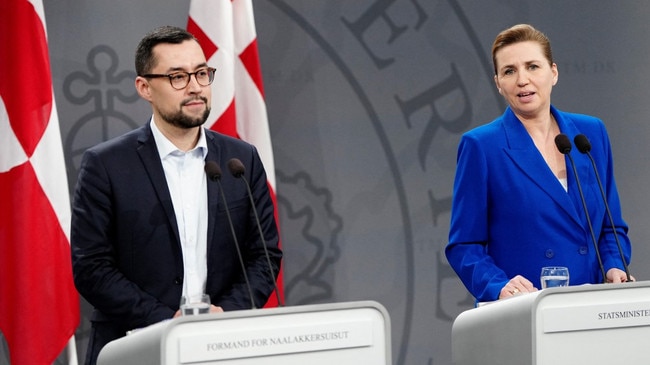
[166,109,210,129]
[178,118,206,129]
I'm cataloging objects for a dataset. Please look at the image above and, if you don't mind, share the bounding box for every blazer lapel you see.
[204,131,221,258]
[501,108,582,226]
[135,124,181,245]
[552,108,594,228]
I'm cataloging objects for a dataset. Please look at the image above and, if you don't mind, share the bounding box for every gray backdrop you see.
[2,1,649,364]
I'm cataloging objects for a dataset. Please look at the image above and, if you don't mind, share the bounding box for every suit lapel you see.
[501,107,582,226]
[204,131,221,258]
[552,108,594,229]
[135,124,181,245]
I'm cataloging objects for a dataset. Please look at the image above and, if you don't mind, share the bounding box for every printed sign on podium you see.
[97,300,391,365]
[452,281,650,365]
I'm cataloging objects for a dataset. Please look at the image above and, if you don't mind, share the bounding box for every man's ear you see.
[135,76,152,102]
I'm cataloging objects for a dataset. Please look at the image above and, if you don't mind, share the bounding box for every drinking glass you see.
[180,294,211,316]
[540,266,569,289]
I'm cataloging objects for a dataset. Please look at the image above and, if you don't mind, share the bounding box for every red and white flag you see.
[187,0,284,306]
[0,0,80,364]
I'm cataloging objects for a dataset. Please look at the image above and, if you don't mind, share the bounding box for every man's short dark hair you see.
[135,26,198,76]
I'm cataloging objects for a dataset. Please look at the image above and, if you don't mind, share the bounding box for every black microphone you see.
[573,134,632,282]
[227,158,284,306]
[554,134,607,282]
[204,161,257,309]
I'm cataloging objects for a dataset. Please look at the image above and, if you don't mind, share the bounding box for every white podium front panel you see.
[98,300,391,365]
[535,283,650,364]
[452,281,650,365]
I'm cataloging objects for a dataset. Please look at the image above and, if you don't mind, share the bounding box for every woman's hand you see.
[606,268,635,283]
[499,275,538,299]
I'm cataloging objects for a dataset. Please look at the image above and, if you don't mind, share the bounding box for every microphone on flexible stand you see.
[554,134,607,282]
[573,134,632,282]
[227,158,284,306]
[204,161,257,309]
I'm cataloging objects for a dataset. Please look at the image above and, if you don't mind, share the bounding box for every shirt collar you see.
[149,116,208,159]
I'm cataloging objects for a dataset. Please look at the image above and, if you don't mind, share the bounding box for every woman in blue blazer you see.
[445,24,632,302]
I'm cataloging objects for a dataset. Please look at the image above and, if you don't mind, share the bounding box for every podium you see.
[97,300,391,365]
[451,281,650,365]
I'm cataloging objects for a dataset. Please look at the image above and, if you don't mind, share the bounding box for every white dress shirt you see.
[150,118,208,301]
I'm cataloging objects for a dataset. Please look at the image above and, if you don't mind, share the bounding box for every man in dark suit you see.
[70,25,282,365]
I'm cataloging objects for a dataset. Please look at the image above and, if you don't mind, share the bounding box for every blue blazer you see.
[71,123,282,359]
[446,106,631,302]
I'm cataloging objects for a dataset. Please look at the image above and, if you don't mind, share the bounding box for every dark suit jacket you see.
[446,106,631,302]
[71,123,282,363]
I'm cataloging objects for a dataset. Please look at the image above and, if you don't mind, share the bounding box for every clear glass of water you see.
[540,266,570,289]
[180,294,211,316]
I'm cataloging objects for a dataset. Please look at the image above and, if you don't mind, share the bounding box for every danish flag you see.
[0,0,80,364]
[188,0,284,307]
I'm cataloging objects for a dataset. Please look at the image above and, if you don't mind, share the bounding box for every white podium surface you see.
[452,281,650,365]
[97,300,391,365]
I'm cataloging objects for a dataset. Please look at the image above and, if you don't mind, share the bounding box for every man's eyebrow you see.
[164,63,209,73]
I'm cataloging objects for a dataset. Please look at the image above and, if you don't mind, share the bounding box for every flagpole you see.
[64,335,78,365]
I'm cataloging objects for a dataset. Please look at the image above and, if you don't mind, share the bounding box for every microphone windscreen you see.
[554,133,572,154]
[227,158,246,178]
[574,134,592,154]
[204,161,222,181]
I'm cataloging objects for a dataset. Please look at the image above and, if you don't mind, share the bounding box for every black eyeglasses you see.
[141,67,216,90]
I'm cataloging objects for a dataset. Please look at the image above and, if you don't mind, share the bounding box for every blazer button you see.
[174,277,182,285]
[579,246,588,255]
[545,249,554,258]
